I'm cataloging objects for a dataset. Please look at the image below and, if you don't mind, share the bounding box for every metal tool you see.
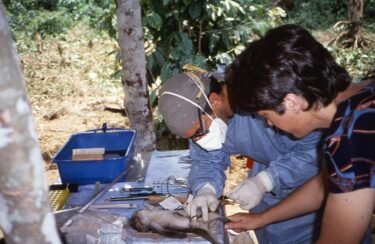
[108,194,188,203]
[156,154,181,158]
[60,166,132,230]
[108,191,158,201]
[178,155,193,164]
[89,203,137,209]
[120,187,153,192]
[108,196,150,201]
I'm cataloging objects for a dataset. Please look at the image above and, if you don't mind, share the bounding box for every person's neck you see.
[312,102,337,129]
[214,111,230,124]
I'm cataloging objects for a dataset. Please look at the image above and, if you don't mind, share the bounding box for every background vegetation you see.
[4,0,375,146]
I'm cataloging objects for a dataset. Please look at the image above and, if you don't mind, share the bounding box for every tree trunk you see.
[0,4,61,244]
[116,0,156,178]
[329,0,366,48]
[347,0,364,47]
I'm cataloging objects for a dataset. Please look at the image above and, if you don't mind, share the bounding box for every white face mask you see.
[195,118,227,151]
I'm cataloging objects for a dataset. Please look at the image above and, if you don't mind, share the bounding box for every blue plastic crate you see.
[53,128,136,185]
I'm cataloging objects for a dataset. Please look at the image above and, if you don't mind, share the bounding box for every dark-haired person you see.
[158,64,322,243]
[225,24,375,244]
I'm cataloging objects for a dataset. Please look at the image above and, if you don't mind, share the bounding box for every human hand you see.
[186,183,219,221]
[226,171,273,210]
[225,212,266,233]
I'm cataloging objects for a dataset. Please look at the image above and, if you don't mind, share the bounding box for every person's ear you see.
[283,93,305,113]
[208,93,222,110]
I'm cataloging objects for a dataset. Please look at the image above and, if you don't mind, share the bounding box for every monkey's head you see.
[129,210,152,232]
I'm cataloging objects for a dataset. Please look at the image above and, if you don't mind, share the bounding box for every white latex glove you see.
[226,171,274,210]
[186,183,219,221]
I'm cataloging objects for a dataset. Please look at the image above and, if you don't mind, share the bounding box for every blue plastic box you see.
[53,128,136,185]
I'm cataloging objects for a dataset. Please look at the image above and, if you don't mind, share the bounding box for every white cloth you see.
[186,183,219,221]
[227,171,274,210]
[231,231,255,244]
[195,118,227,151]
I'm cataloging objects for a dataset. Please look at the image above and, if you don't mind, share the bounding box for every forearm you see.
[188,141,229,196]
[188,160,227,195]
[225,176,325,232]
[260,173,326,225]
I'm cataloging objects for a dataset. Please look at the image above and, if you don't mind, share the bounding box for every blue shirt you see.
[188,112,322,244]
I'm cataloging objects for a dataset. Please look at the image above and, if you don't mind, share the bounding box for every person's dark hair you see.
[209,75,225,94]
[203,75,225,113]
[227,24,351,114]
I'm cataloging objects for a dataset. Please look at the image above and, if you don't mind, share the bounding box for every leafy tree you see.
[5,0,285,83]
[286,0,347,29]
[141,0,285,84]
[288,0,375,49]
[329,0,368,48]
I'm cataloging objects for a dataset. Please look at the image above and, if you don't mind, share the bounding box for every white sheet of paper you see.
[159,196,183,210]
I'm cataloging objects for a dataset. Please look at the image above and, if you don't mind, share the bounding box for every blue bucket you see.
[53,128,136,185]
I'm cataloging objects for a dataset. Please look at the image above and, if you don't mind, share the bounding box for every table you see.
[57,150,228,244]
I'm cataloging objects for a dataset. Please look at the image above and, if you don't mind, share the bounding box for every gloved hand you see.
[186,183,219,221]
[226,171,273,210]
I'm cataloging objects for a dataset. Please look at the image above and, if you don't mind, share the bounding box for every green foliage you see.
[328,45,375,81]
[85,0,118,38]
[364,0,375,23]
[286,0,347,30]
[286,0,375,80]
[287,0,375,30]
[138,0,286,146]
[5,0,284,82]
[4,0,117,47]
[5,3,73,39]
[141,0,286,84]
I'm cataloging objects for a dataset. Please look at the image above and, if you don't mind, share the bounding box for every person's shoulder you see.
[363,78,375,91]
[333,80,375,138]
[350,79,375,109]
[228,112,254,126]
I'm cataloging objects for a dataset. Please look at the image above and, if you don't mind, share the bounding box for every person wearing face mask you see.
[158,64,323,244]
